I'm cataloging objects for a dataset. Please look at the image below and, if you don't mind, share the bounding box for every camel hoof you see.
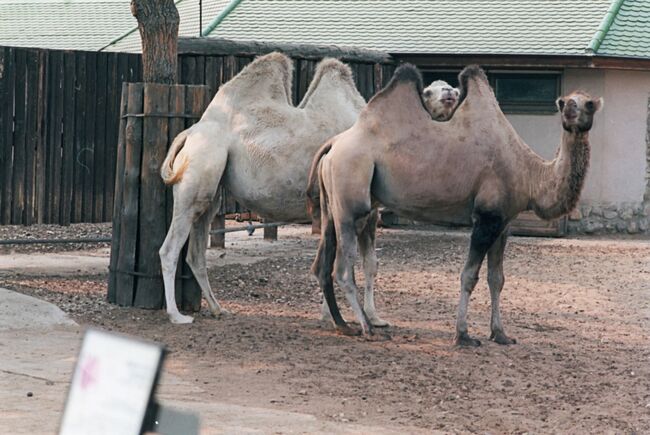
[211,307,231,318]
[336,325,361,336]
[454,332,481,347]
[365,332,391,342]
[490,331,517,345]
[368,317,390,328]
[170,313,194,324]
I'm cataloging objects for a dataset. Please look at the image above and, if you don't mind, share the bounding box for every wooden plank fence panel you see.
[0,46,394,226]
[60,51,76,225]
[107,83,129,303]
[0,47,15,225]
[72,51,87,223]
[103,52,119,221]
[93,52,108,222]
[36,50,48,223]
[46,50,64,224]
[0,48,5,222]
[11,49,27,224]
[23,50,39,225]
[134,83,170,309]
[115,83,144,306]
[82,51,97,222]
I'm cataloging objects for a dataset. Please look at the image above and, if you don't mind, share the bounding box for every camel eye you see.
[423,89,432,97]
[585,101,595,112]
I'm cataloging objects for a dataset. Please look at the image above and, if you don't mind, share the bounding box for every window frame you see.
[419,68,562,115]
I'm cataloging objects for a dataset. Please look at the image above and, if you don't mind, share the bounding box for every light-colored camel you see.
[422,80,459,121]
[159,53,460,325]
[159,52,369,324]
[308,64,602,345]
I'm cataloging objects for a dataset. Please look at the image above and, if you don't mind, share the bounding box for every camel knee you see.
[460,269,479,292]
[159,243,177,272]
[364,256,378,278]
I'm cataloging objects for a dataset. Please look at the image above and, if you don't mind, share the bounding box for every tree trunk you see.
[131,0,179,84]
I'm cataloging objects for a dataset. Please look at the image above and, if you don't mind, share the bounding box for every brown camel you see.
[308,64,602,345]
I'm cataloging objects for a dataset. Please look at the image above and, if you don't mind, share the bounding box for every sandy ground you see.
[1,224,650,433]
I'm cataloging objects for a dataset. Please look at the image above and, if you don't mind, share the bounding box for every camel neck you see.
[530,130,590,220]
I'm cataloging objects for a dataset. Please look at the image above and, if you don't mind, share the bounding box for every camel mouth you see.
[440,97,457,107]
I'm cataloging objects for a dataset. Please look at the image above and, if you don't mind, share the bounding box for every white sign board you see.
[59,329,164,435]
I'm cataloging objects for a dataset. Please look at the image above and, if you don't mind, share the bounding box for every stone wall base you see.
[567,202,650,234]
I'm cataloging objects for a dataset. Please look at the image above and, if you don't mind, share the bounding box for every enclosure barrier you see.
[107,82,211,311]
[0,220,289,246]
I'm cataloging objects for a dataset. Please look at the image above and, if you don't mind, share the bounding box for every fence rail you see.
[0,45,394,226]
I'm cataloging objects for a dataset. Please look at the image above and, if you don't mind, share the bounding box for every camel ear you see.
[556,97,566,112]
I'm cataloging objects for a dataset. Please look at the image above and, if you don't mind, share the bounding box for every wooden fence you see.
[0,45,394,226]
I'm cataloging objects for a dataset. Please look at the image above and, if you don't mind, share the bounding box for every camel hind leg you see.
[357,209,389,327]
[186,193,228,318]
[160,199,202,324]
[312,173,355,335]
[333,215,374,336]
[159,124,227,324]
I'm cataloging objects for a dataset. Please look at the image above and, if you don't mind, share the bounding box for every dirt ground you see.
[2,223,650,433]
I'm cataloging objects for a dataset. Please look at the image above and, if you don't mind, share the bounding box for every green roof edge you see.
[201,0,243,37]
[586,0,625,54]
[99,0,186,52]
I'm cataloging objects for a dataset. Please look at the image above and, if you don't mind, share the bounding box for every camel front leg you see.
[455,211,506,346]
[357,209,389,327]
[487,230,516,345]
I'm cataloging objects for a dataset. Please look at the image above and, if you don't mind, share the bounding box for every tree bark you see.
[131,0,179,84]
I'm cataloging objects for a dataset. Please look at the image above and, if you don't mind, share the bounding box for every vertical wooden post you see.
[107,83,129,304]
[263,220,278,241]
[133,83,169,308]
[108,83,209,310]
[210,213,226,248]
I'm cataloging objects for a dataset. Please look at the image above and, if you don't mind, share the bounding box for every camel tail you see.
[306,140,333,220]
[161,129,190,185]
[310,168,346,330]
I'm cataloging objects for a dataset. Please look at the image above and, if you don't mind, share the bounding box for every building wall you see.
[506,68,650,233]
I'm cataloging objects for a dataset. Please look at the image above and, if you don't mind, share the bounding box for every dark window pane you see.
[495,75,558,103]
[421,71,460,88]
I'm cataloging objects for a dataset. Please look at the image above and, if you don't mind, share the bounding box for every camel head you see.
[556,91,603,133]
[422,80,460,121]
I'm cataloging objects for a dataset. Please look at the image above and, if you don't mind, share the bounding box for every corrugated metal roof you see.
[598,0,650,57]
[209,0,615,56]
[0,0,135,51]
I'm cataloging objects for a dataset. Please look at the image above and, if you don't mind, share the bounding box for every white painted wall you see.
[506,68,650,206]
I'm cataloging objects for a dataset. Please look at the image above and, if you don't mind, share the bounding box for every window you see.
[420,69,561,114]
[491,73,560,114]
